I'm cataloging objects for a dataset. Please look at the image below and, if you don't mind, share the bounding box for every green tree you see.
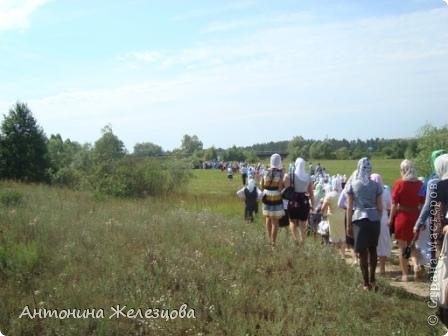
[223,146,246,162]
[404,140,418,159]
[47,134,83,187]
[203,146,218,161]
[133,142,163,157]
[47,134,82,171]
[309,142,326,160]
[93,125,126,163]
[335,147,350,160]
[244,150,259,163]
[71,144,93,172]
[0,102,49,182]
[180,134,203,154]
[288,136,309,160]
[415,124,448,177]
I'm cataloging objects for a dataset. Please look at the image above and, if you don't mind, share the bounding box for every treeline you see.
[286,136,419,160]
[0,103,191,198]
[125,128,447,177]
[1,102,447,196]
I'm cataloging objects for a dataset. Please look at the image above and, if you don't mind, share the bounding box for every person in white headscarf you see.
[370,173,392,276]
[346,157,383,290]
[389,159,424,281]
[237,177,263,223]
[435,154,448,179]
[283,157,314,245]
[261,154,285,248]
[338,170,359,265]
[321,177,345,257]
[400,159,418,181]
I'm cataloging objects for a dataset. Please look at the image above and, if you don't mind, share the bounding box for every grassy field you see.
[0,159,443,335]
[180,159,403,220]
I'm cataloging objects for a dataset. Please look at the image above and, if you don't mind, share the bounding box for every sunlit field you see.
[0,159,442,335]
[182,159,402,219]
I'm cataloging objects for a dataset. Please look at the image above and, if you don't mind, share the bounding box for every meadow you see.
[0,159,443,335]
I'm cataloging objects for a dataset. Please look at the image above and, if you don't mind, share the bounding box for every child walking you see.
[237,178,262,223]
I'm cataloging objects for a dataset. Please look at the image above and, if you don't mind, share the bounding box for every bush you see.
[0,189,24,207]
[49,167,82,188]
[88,157,192,198]
[0,242,40,280]
[415,124,448,177]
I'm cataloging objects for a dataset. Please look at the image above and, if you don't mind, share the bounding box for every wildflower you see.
[29,217,39,226]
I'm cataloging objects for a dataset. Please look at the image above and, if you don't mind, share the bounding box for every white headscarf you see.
[270,153,282,169]
[294,157,308,182]
[330,178,342,192]
[247,178,256,192]
[435,154,448,180]
[370,173,384,189]
[400,159,417,181]
[355,157,372,186]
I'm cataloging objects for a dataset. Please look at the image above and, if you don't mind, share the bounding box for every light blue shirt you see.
[347,180,382,222]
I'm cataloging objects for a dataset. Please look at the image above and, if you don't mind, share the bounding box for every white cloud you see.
[100,9,448,83]
[203,11,313,33]
[170,1,255,21]
[6,6,448,149]
[0,0,50,31]
[117,51,163,69]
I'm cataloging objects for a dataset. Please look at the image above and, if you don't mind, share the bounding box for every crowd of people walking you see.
[235,151,448,295]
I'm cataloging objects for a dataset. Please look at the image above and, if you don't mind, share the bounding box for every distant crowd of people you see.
[235,151,448,298]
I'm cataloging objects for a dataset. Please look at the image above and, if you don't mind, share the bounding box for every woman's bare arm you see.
[347,194,353,237]
[308,181,315,210]
[376,194,383,214]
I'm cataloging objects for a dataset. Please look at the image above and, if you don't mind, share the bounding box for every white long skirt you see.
[377,211,391,257]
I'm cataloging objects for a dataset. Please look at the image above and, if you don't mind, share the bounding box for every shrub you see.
[0,189,24,207]
[415,124,448,177]
[88,157,192,198]
[49,167,82,188]
[0,242,40,280]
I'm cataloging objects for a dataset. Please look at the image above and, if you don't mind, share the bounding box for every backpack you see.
[244,187,258,209]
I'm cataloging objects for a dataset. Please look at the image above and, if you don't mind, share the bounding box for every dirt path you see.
[344,243,430,298]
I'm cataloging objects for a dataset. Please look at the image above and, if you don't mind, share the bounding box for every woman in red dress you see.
[389,160,424,281]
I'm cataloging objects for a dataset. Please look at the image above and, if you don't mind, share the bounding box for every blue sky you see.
[1,0,447,151]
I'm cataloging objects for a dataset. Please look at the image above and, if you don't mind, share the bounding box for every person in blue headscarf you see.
[346,158,383,290]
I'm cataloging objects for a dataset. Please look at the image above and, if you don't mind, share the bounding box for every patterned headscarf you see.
[314,183,324,200]
[270,153,282,169]
[355,157,372,186]
[370,173,384,189]
[435,154,448,180]
[400,159,417,181]
[330,178,342,192]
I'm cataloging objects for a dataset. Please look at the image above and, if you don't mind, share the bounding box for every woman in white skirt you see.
[371,173,392,275]
[321,178,346,257]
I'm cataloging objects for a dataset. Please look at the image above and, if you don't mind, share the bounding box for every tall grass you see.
[0,166,443,335]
